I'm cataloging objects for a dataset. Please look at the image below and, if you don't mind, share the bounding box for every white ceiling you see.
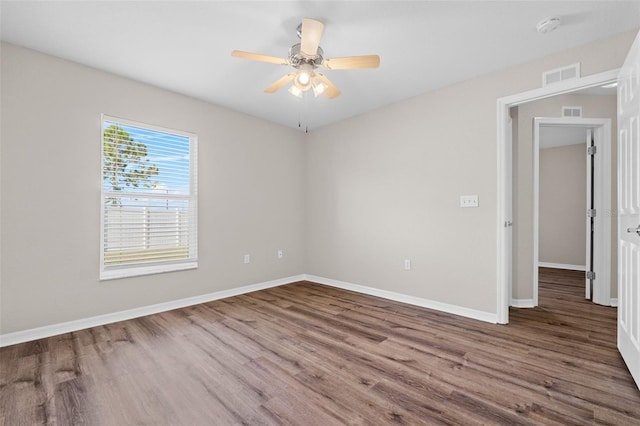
[1,1,639,131]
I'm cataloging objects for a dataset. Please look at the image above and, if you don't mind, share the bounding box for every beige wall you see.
[1,29,637,335]
[0,43,306,334]
[512,94,617,301]
[539,143,587,266]
[306,30,636,315]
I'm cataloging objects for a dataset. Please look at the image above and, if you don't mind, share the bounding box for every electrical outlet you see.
[460,195,479,208]
[243,254,250,264]
[277,250,283,259]
[404,259,411,271]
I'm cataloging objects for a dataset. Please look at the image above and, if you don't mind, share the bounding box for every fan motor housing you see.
[288,43,324,69]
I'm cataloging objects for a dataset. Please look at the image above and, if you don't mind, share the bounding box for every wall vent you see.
[542,63,581,86]
[562,106,582,117]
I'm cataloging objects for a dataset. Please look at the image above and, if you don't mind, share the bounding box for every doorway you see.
[496,68,619,324]
[534,119,612,307]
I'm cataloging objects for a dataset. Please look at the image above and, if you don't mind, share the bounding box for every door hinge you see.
[587,146,597,155]
[586,271,596,280]
[587,209,597,218]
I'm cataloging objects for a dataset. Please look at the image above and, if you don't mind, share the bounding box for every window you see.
[100,115,197,280]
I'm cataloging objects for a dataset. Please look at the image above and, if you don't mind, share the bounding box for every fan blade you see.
[264,73,297,93]
[300,18,324,57]
[231,50,289,65]
[316,73,341,99]
[321,55,380,70]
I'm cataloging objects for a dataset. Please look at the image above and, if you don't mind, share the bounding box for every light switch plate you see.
[460,195,479,208]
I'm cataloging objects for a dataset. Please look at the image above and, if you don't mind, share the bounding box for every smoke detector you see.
[537,16,561,34]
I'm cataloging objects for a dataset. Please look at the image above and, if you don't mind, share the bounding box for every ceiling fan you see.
[231,18,380,99]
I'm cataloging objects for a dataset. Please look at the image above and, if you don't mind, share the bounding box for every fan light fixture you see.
[231,18,380,100]
[288,65,329,98]
[295,64,313,87]
[288,84,303,97]
[312,79,328,96]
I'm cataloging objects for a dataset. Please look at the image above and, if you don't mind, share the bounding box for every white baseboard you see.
[0,275,306,347]
[304,274,497,324]
[511,296,617,308]
[538,262,586,271]
[510,299,535,308]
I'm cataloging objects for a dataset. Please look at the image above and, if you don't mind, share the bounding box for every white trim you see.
[100,262,198,281]
[498,68,620,108]
[497,104,511,324]
[0,273,500,346]
[0,275,305,347]
[102,114,197,139]
[497,68,620,325]
[533,118,611,306]
[533,120,540,307]
[100,114,199,281]
[306,275,498,324]
[510,299,535,308]
[610,298,618,307]
[538,262,587,271]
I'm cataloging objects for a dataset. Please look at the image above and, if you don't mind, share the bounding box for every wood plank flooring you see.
[1,268,639,425]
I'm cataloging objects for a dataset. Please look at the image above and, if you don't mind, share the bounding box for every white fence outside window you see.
[103,205,189,255]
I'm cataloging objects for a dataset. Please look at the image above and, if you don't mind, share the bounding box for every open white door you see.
[586,129,594,300]
[618,30,640,390]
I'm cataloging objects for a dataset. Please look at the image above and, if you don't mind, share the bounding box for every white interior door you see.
[617,30,640,390]
[586,128,594,300]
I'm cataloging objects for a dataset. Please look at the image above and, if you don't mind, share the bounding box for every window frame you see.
[100,114,198,280]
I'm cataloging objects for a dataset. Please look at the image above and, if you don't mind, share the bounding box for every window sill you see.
[100,262,198,281]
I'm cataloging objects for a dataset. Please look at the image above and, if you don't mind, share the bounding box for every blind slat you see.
[102,116,197,275]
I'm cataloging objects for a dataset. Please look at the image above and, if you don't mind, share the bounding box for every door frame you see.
[496,68,619,324]
[533,118,612,307]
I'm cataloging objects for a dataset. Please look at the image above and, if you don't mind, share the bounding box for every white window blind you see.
[100,115,197,280]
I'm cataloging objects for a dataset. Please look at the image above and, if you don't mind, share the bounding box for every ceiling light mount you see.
[288,43,324,68]
[537,16,561,34]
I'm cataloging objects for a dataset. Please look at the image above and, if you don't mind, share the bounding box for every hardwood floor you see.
[1,268,639,425]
